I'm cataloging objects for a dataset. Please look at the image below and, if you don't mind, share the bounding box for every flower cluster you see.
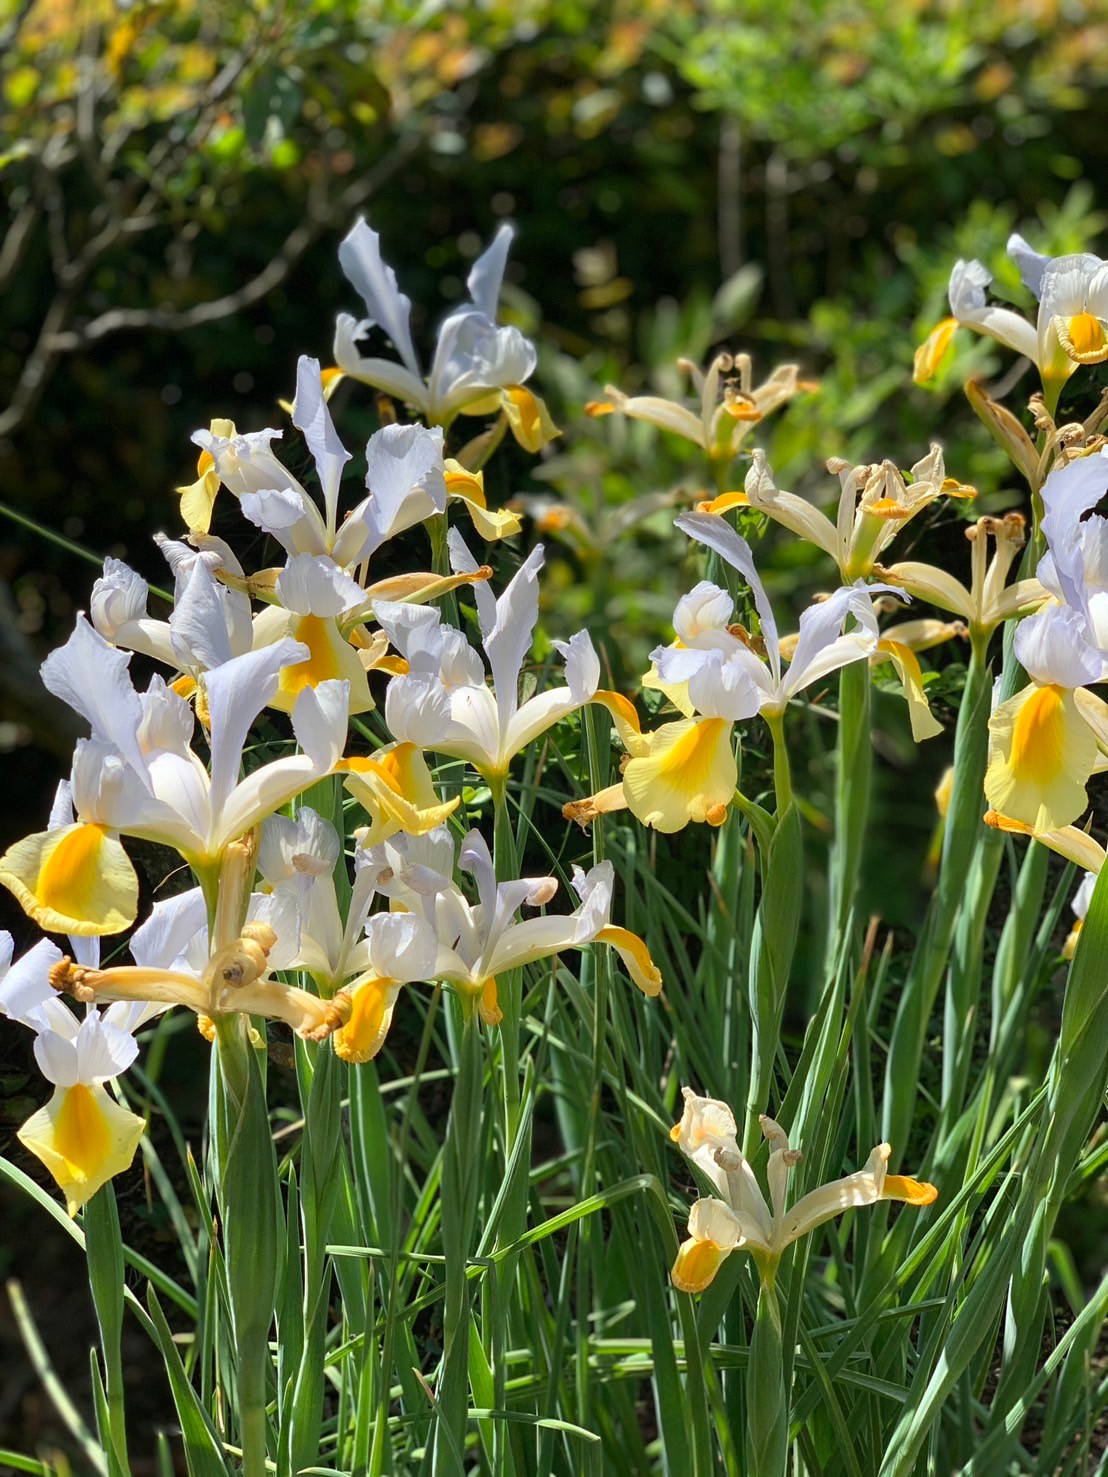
[0,221,661,1214]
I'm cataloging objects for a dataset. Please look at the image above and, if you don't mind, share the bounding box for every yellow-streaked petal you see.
[0,824,138,935]
[272,614,373,715]
[444,460,524,540]
[19,1083,146,1217]
[501,387,561,451]
[875,640,944,742]
[671,1235,729,1294]
[589,689,649,754]
[595,925,663,996]
[333,978,397,1063]
[882,1174,938,1206]
[342,744,460,846]
[621,717,736,833]
[913,317,959,384]
[986,682,1097,832]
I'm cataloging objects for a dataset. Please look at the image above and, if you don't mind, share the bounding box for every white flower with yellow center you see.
[1,935,148,1217]
[702,445,974,582]
[985,452,1108,832]
[984,603,1108,832]
[587,352,814,469]
[565,513,891,834]
[668,1089,937,1293]
[333,220,542,431]
[332,828,661,1062]
[0,620,349,934]
[916,236,1108,406]
[376,536,605,784]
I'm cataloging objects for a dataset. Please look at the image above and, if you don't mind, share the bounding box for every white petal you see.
[338,219,422,377]
[41,618,146,772]
[1007,233,1051,298]
[204,639,308,820]
[552,630,600,704]
[48,780,75,831]
[130,889,209,971]
[291,679,349,771]
[466,224,513,319]
[74,1010,138,1084]
[331,315,429,409]
[0,938,65,1028]
[1014,605,1103,688]
[484,545,545,735]
[355,424,446,561]
[90,559,149,639]
[293,355,351,533]
[275,554,365,617]
[364,911,439,981]
[674,514,780,675]
[34,1029,80,1087]
[170,558,234,671]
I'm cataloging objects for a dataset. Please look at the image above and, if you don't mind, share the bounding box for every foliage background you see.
[3,0,1108,1463]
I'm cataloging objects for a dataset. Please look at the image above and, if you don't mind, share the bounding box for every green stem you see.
[828,659,871,947]
[746,1275,788,1477]
[435,1002,485,1474]
[765,714,792,814]
[83,1186,128,1472]
[211,1017,281,1477]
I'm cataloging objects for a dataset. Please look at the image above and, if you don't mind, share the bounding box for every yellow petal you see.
[272,614,374,714]
[882,1174,938,1206]
[478,976,503,1026]
[501,386,561,451]
[671,1235,728,1294]
[595,925,663,996]
[986,683,1098,832]
[1055,312,1108,365]
[875,640,944,742]
[622,717,737,832]
[333,978,397,1063]
[19,1083,146,1217]
[913,317,959,384]
[697,490,749,515]
[175,450,220,534]
[0,824,138,935]
[343,744,460,846]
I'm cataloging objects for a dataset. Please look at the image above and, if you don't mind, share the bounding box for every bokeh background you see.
[3,0,1108,1463]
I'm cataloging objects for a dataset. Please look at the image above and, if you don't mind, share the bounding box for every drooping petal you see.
[986,682,1098,832]
[671,1198,753,1293]
[342,744,460,847]
[333,977,401,1062]
[18,1082,146,1216]
[0,824,139,935]
[621,717,736,832]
